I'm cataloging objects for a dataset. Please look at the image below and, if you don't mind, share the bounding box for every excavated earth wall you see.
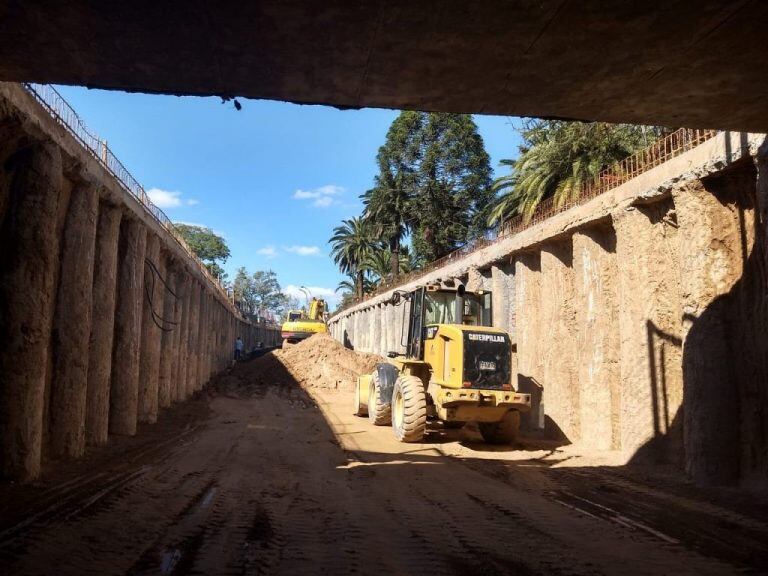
[0,83,280,481]
[330,131,768,489]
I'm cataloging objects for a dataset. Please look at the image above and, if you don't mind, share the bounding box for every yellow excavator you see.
[280,295,328,348]
[354,280,530,443]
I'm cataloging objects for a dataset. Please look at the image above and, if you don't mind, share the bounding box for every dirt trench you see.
[1,335,767,576]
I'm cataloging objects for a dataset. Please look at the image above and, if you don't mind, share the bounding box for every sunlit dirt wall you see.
[330,132,768,489]
[0,83,279,481]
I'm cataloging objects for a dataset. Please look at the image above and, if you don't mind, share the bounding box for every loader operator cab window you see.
[424,291,492,327]
[288,311,302,322]
[424,291,456,325]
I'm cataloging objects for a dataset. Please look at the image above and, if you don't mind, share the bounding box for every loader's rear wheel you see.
[368,371,391,425]
[479,410,520,444]
[392,375,427,442]
[353,377,368,416]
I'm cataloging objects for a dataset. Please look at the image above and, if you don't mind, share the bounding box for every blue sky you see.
[55,86,522,306]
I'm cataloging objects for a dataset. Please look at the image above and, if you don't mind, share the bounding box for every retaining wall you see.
[329,131,768,489]
[0,83,279,481]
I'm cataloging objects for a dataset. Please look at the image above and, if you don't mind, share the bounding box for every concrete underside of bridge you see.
[0,1,767,131]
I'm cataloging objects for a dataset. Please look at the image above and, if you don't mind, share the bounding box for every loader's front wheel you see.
[479,410,520,444]
[368,371,391,425]
[392,375,427,442]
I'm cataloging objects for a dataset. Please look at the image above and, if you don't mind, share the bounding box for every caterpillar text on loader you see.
[280,296,328,348]
[354,281,530,443]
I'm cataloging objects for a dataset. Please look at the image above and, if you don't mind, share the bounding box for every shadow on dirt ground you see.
[1,350,767,576]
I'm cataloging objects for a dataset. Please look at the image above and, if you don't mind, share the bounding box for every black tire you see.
[368,370,391,425]
[391,375,427,442]
[479,411,520,444]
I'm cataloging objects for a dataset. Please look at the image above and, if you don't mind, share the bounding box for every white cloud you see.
[147,187,199,209]
[256,246,277,258]
[313,195,335,208]
[147,188,182,208]
[284,245,321,256]
[292,184,344,208]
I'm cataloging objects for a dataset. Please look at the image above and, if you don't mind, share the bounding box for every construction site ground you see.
[1,334,767,576]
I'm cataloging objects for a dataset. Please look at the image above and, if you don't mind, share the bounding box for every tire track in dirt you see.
[2,341,762,576]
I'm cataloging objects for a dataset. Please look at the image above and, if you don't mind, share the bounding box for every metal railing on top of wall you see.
[22,83,235,307]
[335,127,718,316]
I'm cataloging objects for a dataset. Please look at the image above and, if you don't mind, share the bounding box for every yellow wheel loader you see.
[280,297,328,347]
[354,281,530,444]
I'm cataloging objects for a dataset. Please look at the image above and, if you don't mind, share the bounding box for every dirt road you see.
[1,343,767,575]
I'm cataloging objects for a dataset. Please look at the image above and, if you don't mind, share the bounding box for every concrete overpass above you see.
[0,1,766,131]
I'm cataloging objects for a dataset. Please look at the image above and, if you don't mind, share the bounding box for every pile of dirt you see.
[213,333,382,397]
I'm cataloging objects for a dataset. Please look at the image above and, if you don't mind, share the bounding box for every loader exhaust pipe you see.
[455,284,466,324]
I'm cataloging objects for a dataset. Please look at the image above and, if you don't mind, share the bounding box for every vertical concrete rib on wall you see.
[672,169,760,485]
[539,240,578,443]
[514,251,543,432]
[0,142,64,480]
[49,181,98,458]
[138,234,163,424]
[109,217,147,437]
[158,253,178,409]
[86,202,122,446]
[573,225,620,450]
[614,199,683,466]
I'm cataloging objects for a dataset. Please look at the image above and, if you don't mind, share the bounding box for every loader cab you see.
[401,283,493,359]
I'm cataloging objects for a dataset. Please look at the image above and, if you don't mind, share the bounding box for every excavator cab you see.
[280,297,328,347]
[355,281,530,444]
[287,310,304,322]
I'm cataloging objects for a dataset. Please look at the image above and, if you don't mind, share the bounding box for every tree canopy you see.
[363,112,493,264]
[232,268,289,320]
[488,120,663,225]
[174,223,231,279]
[330,113,665,309]
[331,112,493,305]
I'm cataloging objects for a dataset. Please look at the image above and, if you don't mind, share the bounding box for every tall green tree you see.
[489,120,663,225]
[362,111,421,277]
[363,112,493,263]
[412,113,493,261]
[329,217,377,299]
[173,223,231,280]
[232,268,289,319]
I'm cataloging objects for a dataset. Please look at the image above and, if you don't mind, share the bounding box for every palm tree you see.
[336,275,356,294]
[362,250,393,285]
[363,245,419,286]
[336,270,374,296]
[329,217,377,299]
[489,120,663,225]
[362,171,414,279]
[399,245,421,274]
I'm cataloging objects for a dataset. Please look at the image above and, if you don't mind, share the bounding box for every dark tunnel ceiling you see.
[0,1,766,131]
